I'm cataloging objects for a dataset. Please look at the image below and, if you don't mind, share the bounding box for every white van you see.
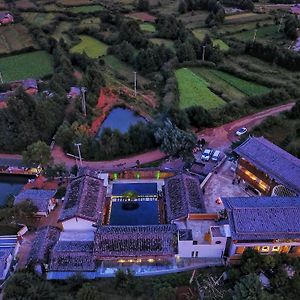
[212,150,221,162]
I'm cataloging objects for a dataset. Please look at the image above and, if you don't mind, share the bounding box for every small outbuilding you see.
[14,189,57,217]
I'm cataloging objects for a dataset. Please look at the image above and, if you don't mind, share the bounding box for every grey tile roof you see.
[164,173,205,221]
[234,136,300,195]
[28,226,61,263]
[223,196,300,240]
[94,225,177,257]
[58,174,106,222]
[14,189,56,213]
[49,240,95,271]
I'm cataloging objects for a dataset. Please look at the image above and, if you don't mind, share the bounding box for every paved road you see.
[0,102,294,169]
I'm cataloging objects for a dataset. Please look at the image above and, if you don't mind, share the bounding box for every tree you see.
[115,269,136,293]
[284,15,299,40]
[155,119,196,162]
[22,141,52,167]
[76,283,102,300]
[137,0,149,11]
[153,282,175,300]
[13,200,38,226]
[178,0,187,13]
[4,271,56,300]
[232,274,267,300]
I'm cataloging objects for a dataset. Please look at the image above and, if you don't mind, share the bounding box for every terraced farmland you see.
[0,51,53,81]
[211,69,270,96]
[175,68,226,110]
[190,68,246,103]
[0,24,38,55]
[70,35,108,58]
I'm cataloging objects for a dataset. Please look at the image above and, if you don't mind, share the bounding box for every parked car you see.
[212,150,221,162]
[235,127,247,136]
[201,149,212,161]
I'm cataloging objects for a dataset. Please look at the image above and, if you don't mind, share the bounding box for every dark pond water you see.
[97,107,146,137]
[0,175,29,206]
[110,200,159,225]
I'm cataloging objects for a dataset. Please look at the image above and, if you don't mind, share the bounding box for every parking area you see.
[203,160,249,213]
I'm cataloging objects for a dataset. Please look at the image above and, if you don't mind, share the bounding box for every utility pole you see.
[202,45,206,61]
[253,29,257,43]
[278,14,285,33]
[74,143,83,166]
[0,72,3,84]
[81,87,87,117]
[133,71,137,97]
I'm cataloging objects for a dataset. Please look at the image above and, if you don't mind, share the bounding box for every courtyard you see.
[203,160,248,213]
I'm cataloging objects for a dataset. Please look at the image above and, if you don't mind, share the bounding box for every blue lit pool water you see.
[109,200,159,225]
[97,107,146,136]
[0,175,29,206]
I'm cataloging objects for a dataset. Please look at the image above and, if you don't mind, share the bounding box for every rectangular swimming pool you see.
[109,200,159,225]
[112,183,157,196]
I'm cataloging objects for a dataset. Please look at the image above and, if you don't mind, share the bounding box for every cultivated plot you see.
[0,51,53,81]
[175,68,226,110]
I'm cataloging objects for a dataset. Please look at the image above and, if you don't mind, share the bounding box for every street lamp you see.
[133,71,137,97]
[81,87,87,117]
[202,45,206,61]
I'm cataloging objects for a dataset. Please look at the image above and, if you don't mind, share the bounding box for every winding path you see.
[0,102,294,169]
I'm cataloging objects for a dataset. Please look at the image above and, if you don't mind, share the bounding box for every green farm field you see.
[103,55,150,86]
[175,68,226,110]
[192,29,229,51]
[139,23,156,32]
[0,51,53,81]
[22,12,55,26]
[232,25,283,42]
[211,69,270,96]
[190,67,246,103]
[0,24,38,55]
[70,35,108,58]
[52,22,72,44]
[69,4,104,13]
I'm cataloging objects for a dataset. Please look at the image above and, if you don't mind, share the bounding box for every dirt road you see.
[0,102,294,169]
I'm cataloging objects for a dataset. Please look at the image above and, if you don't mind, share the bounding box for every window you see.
[215,241,222,244]
[193,241,198,245]
[254,246,260,252]
[191,251,194,257]
[235,247,245,254]
[261,246,270,253]
[272,246,281,252]
[195,251,198,257]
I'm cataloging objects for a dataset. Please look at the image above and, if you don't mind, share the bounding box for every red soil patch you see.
[90,88,122,135]
[126,12,157,23]
[23,176,60,190]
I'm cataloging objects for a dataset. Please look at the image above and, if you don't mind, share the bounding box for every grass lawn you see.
[175,68,226,110]
[211,69,270,96]
[150,38,175,52]
[190,67,246,103]
[70,35,108,58]
[69,4,104,13]
[213,39,229,51]
[0,50,53,81]
[139,23,156,32]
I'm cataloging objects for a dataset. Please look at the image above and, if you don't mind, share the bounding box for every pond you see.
[0,175,29,206]
[97,107,146,137]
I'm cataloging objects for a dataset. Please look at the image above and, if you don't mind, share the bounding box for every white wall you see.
[178,241,225,258]
[62,217,95,231]
[0,254,12,281]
